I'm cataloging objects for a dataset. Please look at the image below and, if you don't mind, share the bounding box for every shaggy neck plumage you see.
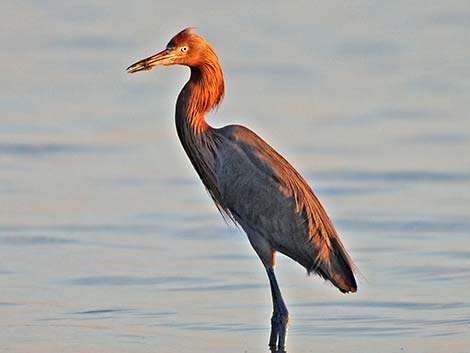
[176,57,224,132]
[175,59,230,218]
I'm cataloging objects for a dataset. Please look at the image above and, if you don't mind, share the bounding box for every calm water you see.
[1,1,469,352]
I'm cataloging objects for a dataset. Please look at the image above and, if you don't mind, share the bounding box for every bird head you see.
[127,28,216,73]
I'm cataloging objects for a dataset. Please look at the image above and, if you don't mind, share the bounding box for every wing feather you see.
[216,125,357,292]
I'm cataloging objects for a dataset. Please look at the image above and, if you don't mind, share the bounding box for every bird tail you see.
[310,236,357,293]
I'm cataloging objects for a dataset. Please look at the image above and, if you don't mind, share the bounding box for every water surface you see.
[1,1,469,353]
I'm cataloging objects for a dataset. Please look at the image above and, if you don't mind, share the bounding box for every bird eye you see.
[181,46,188,53]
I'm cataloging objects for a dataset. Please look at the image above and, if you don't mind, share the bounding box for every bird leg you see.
[267,267,289,351]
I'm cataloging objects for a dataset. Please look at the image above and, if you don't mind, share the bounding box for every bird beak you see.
[126,48,176,73]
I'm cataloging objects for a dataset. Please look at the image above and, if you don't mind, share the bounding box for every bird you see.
[127,28,357,351]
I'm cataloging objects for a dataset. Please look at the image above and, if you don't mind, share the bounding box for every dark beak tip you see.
[126,65,142,74]
[126,61,155,74]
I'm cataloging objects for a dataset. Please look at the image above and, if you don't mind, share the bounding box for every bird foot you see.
[269,312,289,351]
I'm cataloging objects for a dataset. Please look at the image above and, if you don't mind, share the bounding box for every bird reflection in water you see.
[127,28,357,351]
[271,348,288,353]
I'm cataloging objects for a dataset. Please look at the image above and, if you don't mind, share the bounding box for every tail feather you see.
[309,236,357,293]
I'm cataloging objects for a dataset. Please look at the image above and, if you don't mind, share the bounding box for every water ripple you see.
[73,308,131,315]
[336,218,470,233]
[64,275,212,286]
[165,283,264,292]
[0,235,78,246]
[0,142,109,157]
[0,223,160,235]
[311,169,470,183]
[293,300,467,311]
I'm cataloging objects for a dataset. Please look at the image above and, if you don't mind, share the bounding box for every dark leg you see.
[268,273,280,349]
[267,267,289,351]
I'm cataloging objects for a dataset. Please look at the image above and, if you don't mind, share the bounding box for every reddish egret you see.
[127,28,357,350]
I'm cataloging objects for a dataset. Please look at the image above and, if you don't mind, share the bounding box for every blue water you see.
[1,1,469,352]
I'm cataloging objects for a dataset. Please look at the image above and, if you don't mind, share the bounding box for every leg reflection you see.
[270,348,288,353]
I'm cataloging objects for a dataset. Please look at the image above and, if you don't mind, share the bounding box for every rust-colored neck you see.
[175,57,224,134]
[174,60,227,217]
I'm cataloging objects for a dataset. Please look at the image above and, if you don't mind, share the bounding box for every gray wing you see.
[215,125,307,256]
[215,124,356,293]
